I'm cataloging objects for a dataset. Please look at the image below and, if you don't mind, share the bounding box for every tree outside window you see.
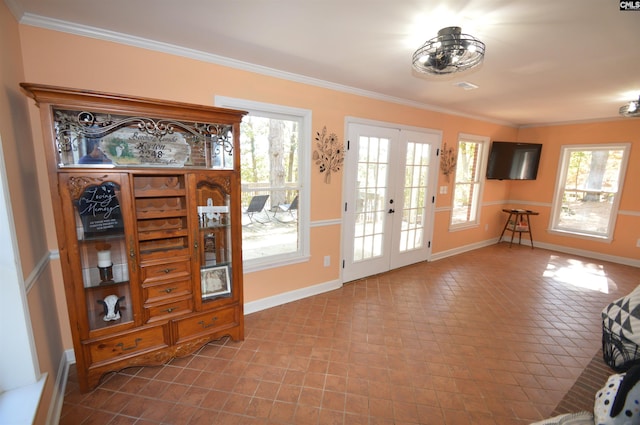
[551,144,630,239]
[450,135,487,227]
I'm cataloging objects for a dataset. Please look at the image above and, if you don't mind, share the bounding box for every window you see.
[215,97,310,272]
[550,143,630,240]
[450,134,488,228]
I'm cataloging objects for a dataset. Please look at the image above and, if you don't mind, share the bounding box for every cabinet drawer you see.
[143,278,192,304]
[145,296,193,322]
[173,306,239,344]
[141,259,190,282]
[86,325,168,365]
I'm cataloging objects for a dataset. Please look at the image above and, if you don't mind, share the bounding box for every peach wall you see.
[516,121,640,260]
[1,4,65,424]
[16,23,639,357]
[17,25,519,306]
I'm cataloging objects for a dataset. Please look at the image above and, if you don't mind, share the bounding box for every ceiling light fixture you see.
[619,96,640,117]
[412,26,485,76]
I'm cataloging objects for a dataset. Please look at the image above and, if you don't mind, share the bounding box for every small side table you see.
[499,209,539,248]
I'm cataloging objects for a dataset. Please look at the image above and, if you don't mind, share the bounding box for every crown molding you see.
[20,13,517,128]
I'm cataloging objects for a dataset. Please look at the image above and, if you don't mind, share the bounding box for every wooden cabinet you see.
[21,83,246,392]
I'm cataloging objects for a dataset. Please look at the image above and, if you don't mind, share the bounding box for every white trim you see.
[18,14,516,128]
[0,374,47,425]
[45,350,74,425]
[549,143,631,241]
[449,133,489,229]
[214,96,312,274]
[532,241,640,268]
[23,251,52,293]
[431,238,499,261]
[244,279,342,315]
[430,237,640,268]
[310,218,341,227]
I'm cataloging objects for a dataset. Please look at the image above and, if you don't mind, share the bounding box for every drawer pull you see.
[198,316,219,329]
[162,268,176,274]
[116,338,142,351]
[164,307,176,313]
[162,287,177,294]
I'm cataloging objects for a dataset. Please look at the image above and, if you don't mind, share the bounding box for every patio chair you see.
[273,195,298,222]
[244,194,270,224]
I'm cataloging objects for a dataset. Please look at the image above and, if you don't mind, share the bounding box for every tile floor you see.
[59,244,639,425]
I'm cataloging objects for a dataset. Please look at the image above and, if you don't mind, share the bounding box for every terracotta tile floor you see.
[59,245,639,425]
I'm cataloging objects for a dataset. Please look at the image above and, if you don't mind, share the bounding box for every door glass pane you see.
[353,136,389,262]
[196,179,233,303]
[73,179,131,331]
[400,142,430,252]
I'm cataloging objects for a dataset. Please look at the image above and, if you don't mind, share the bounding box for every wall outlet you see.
[637,238,640,248]
[324,255,331,267]
[484,224,489,231]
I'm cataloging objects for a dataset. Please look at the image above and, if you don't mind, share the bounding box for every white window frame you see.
[449,133,489,230]
[549,143,630,242]
[215,96,311,272]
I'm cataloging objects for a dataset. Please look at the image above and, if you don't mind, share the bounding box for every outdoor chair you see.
[243,194,270,224]
[273,195,298,222]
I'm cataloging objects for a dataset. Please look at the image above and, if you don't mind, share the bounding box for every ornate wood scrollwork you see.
[67,175,108,199]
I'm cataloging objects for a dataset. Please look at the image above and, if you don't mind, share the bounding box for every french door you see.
[342,122,440,282]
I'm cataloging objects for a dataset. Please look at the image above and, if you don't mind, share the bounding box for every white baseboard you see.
[46,350,75,425]
[431,237,639,268]
[430,238,500,261]
[532,241,640,268]
[244,279,342,315]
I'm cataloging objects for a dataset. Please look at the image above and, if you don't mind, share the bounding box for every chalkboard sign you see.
[76,182,124,238]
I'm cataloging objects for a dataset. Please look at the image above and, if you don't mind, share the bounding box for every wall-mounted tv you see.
[486,141,542,180]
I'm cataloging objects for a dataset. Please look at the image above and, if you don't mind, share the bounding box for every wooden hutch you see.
[21,83,246,392]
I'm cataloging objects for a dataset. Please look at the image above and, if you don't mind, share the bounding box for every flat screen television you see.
[486,141,542,180]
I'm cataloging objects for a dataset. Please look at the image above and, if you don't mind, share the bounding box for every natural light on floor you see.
[544,255,612,293]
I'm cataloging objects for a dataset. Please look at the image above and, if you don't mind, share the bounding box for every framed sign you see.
[201,265,231,299]
[75,182,124,238]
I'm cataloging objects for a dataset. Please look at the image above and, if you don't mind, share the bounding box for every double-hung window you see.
[215,97,311,272]
[550,143,630,240]
[450,134,488,228]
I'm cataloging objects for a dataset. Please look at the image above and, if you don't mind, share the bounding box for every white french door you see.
[342,122,440,283]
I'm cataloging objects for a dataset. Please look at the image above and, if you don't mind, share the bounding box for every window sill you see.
[547,229,612,243]
[448,223,480,232]
[0,374,47,425]
[244,254,310,273]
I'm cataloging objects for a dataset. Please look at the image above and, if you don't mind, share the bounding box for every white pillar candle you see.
[97,250,112,267]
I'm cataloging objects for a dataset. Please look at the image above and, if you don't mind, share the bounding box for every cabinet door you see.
[58,173,138,336]
[192,173,237,309]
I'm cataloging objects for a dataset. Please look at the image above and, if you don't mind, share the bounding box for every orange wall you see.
[515,121,640,259]
[0,4,65,424]
[2,13,637,423]
[15,24,639,349]
[17,25,519,308]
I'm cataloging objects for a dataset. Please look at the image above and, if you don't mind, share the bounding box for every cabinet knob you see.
[162,287,176,294]
[162,268,176,274]
[164,307,176,313]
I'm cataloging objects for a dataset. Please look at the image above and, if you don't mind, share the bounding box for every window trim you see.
[214,96,311,272]
[449,133,489,230]
[549,143,630,242]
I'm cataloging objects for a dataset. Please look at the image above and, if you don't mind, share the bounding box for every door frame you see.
[340,117,441,282]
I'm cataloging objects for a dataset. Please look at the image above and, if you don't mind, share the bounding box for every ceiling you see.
[7,0,640,126]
